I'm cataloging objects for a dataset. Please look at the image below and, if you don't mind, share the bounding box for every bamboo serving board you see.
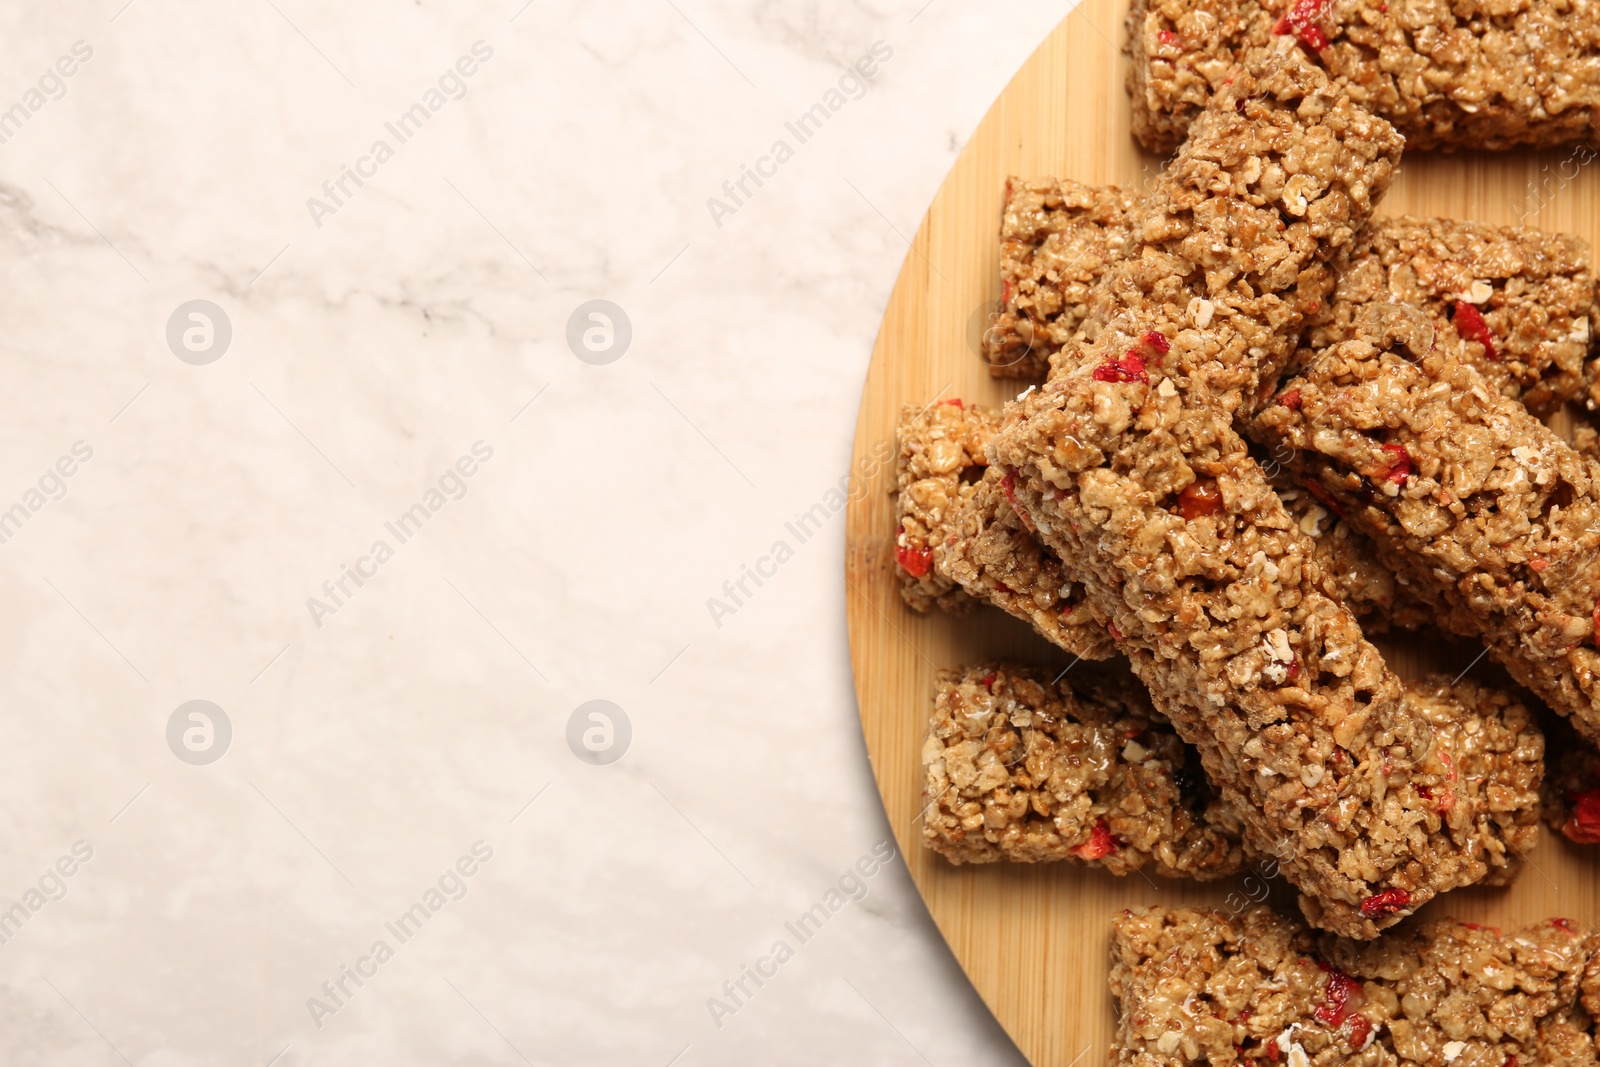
[844,2,1600,1063]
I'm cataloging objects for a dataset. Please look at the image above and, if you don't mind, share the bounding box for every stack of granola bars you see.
[893,6,1600,1062]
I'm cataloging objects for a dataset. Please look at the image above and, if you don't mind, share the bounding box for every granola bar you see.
[934,465,1116,659]
[987,48,1467,939]
[987,178,1598,415]
[1109,905,1600,1066]
[894,399,996,613]
[1401,674,1543,886]
[1301,215,1597,416]
[1541,718,1600,846]
[924,664,1542,889]
[1126,0,1600,155]
[1249,327,1600,747]
[920,663,1245,878]
[985,179,1139,379]
[894,400,1114,660]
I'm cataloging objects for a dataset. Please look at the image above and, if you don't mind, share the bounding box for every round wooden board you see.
[844,4,1600,1064]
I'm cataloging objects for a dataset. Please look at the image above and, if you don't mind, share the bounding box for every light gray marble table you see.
[0,1,1080,1062]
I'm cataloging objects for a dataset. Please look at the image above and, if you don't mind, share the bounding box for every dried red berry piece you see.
[940,397,965,409]
[1177,479,1225,519]
[1370,443,1411,486]
[1359,887,1411,918]
[1092,350,1149,384]
[895,542,934,578]
[1452,301,1498,360]
[1277,388,1302,411]
[1157,28,1179,44]
[1140,330,1171,355]
[1070,819,1121,860]
[978,672,998,691]
[1272,0,1330,49]
[1314,961,1363,1027]
[1345,1014,1372,1049]
[999,471,1038,532]
[1562,787,1600,843]
[1107,621,1124,643]
[1553,917,1579,934]
[1305,480,1345,518]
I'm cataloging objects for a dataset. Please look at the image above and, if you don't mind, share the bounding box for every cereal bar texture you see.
[1271,472,1432,633]
[1577,423,1600,463]
[986,179,1139,379]
[1249,328,1600,747]
[936,465,1116,659]
[1542,717,1600,845]
[894,400,996,613]
[1125,0,1600,155]
[1300,215,1598,416]
[985,178,1598,415]
[986,48,1468,939]
[1400,674,1543,886]
[1109,905,1600,1066]
[920,663,1245,877]
[894,401,1113,660]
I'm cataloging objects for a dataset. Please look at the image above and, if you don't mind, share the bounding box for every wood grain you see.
[843,3,1600,1063]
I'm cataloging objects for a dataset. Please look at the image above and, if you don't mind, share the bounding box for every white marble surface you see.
[0,2,1083,1063]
